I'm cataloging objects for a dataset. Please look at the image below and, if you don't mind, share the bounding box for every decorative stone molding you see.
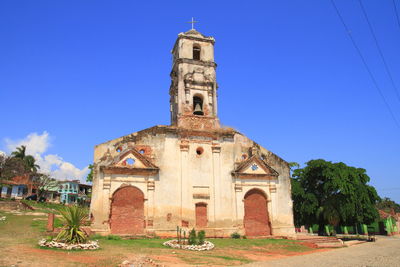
[234,183,243,192]
[269,185,277,193]
[193,193,210,200]
[147,181,155,191]
[211,145,221,153]
[180,140,189,151]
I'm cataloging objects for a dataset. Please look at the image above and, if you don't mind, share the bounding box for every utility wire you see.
[330,0,400,128]
[393,0,400,30]
[358,0,400,103]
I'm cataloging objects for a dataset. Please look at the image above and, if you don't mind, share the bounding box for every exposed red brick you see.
[181,220,189,227]
[244,189,271,236]
[195,203,207,227]
[47,213,54,232]
[110,186,144,235]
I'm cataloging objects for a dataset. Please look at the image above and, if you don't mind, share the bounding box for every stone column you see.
[269,185,277,223]
[180,140,189,223]
[211,143,221,226]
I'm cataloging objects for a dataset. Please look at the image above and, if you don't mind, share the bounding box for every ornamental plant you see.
[197,230,205,245]
[55,205,88,244]
[188,228,197,245]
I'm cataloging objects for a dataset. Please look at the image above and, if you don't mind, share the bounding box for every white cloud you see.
[3,132,89,183]
[5,131,50,156]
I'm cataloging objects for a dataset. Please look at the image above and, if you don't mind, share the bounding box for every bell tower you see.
[169,28,220,130]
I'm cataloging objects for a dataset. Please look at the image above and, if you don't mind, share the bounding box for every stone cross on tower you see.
[187,17,198,30]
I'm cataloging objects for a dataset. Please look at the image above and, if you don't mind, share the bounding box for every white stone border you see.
[163,239,214,251]
[38,239,100,250]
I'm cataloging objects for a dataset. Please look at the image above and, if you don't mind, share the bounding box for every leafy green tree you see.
[86,164,94,183]
[33,173,59,200]
[0,154,27,181]
[292,159,379,235]
[376,197,400,213]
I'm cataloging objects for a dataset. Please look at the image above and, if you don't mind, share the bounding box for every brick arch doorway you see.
[195,202,208,227]
[243,188,271,236]
[110,186,144,235]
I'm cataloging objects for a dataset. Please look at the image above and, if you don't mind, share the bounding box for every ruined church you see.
[90,28,295,237]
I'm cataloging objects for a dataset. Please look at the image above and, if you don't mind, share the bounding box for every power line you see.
[330,0,400,129]
[393,0,400,30]
[358,0,400,104]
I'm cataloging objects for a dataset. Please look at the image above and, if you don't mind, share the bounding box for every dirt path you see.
[245,235,400,267]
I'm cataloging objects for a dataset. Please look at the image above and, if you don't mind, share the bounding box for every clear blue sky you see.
[1,1,399,202]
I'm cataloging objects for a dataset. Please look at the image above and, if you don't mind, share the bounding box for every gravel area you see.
[245,235,400,267]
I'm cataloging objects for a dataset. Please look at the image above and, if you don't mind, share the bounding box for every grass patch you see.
[200,254,252,264]
[22,200,90,216]
[209,238,311,252]
[91,235,166,249]
[22,200,66,213]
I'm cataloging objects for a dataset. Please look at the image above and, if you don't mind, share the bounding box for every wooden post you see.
[47,213,55,232]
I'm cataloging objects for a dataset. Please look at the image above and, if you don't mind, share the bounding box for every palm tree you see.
[11,145,39,173]
[11,145,26,159]
[24,155,40,173]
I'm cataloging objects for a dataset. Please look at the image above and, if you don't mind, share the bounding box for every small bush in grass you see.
[106,235,121,240]
[198,230,205,245]
[231,232,241,239]
[242,235,247,239]
[188,228,197,245]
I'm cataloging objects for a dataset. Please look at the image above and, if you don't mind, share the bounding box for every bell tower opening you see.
[193,95,204,115]
[193,45,201,60]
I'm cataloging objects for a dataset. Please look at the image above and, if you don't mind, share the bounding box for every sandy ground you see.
[245,235,400,267]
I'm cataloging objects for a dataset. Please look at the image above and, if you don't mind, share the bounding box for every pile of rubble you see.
[163,240,214,251]
[120,257,164,267]
[38,239,99,250]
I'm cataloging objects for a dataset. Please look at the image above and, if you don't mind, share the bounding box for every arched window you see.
[193,95,204,115]
[193,45,201,60]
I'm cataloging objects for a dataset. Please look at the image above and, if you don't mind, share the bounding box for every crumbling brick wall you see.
[244,189,271,236]
[110,186,144,235]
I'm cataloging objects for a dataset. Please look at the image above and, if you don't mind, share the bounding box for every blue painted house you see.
[58,180,91,205]
[58,180,79,204]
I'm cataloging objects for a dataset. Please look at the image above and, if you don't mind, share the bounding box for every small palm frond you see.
[56,206,88,244]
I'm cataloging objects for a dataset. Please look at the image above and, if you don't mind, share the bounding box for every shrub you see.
[55,205,88,244]
[188,228,197,245]
[106,235,121,240]
[242,235,247,239]
[231,232,241,239]
[198,230,205,245]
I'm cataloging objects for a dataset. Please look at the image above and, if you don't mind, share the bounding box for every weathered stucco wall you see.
[90,126,295,237]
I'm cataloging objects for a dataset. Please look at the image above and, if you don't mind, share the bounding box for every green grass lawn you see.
[0,210,316,266]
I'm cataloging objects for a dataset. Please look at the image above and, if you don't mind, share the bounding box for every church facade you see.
[90,29,295,237]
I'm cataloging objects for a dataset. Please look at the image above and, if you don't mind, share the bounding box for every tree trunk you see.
[318,222,325,236]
